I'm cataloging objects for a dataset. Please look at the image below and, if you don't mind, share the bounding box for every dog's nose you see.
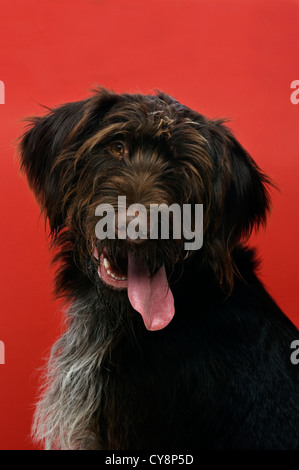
[115,211,149,243]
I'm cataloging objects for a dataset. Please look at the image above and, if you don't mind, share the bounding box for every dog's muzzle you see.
[93,246,175,331]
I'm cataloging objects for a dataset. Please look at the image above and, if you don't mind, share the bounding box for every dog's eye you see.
[109,141,126,158]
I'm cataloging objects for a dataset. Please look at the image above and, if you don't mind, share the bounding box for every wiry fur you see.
[19,88,299,449]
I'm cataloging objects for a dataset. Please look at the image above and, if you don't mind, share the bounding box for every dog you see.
[19,88,299,450]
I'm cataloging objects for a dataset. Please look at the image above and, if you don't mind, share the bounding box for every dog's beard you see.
[93,243,175,331]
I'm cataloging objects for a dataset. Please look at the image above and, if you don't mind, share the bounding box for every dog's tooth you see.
[105,263,126,282]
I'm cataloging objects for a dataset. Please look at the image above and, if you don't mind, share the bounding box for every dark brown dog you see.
[19,88,299,449]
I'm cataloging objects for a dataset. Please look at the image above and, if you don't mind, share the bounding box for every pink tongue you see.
[127,253,175,331]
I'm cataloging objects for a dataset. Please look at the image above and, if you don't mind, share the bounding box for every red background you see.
[0,0,298,450]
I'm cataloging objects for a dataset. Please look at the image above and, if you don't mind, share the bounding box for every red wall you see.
[0,0,298,450]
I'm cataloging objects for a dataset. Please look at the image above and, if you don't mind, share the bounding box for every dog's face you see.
[19,88,270,330]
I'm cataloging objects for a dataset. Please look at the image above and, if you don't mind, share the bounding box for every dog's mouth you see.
[98,248,129,289]
[93,247,175,331]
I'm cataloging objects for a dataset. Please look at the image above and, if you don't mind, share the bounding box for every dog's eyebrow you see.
[73,123,126,162]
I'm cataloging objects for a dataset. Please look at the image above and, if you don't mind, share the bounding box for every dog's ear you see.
[19,89,117,233]
[203,120,272,289]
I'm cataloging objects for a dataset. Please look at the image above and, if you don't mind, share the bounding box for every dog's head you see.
[19,88,271,330]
